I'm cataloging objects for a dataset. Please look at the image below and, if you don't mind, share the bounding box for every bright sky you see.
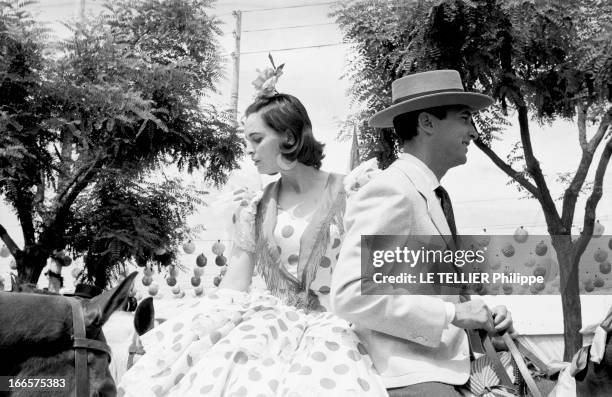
[1,0,611,333]
[1,0,611,243]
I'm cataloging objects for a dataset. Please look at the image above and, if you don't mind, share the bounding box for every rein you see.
[68,298,112,397]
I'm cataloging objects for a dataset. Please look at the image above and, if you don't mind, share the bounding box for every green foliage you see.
[332,0,611,159]
[0,0,243,285]
[66,169,205,287]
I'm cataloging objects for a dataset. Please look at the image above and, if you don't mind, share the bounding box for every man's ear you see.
[417,112,436,135]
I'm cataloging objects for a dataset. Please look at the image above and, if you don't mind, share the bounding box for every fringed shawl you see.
[254,173,346,311]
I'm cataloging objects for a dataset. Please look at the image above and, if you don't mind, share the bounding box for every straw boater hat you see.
[369,70,493,128]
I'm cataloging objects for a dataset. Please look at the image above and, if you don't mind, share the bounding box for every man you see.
[331,70,514,396]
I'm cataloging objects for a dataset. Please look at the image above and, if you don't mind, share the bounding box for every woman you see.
[118,94,386,396]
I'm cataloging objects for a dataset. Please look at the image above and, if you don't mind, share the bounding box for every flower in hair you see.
[252,53,284,98]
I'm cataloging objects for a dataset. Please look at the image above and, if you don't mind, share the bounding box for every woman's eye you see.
[254,138,262,144]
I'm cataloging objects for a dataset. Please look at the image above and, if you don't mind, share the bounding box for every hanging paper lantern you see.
[154,247,167,256]
[166,276,177,287]
[193,267,204,277]
[599,261,611,275]
[171,286,181,295]
[191,276,201,287]
[594,276,605,288]
[593,220,605,238]
[502,284,513,295]
[148,283,159,296]
[142,276,153,286]
[0,245,9,258]
[196,253,207,267]
[212,240,226,256]
[584,280,595,293]
[501,243,515,258]
[182,240,196,254]
[529,284,540,295]
[143,266,154,277]
[524,255,536,268]
[71,267,82,278]
[9,259,17,270]
[213,276,221,287]
[194,285,204,296]
[534,282,546,292]
[513,226,529,243]
[477,230,491,248]
[168,265,178,278]
[594,248,608,263]
[533,266,547,278]
[535,241,548,256]
[215,255,227,267]
[489,255,501,270]
[61,256,72,267]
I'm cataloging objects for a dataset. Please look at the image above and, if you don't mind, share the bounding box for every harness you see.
[68,298,112,397]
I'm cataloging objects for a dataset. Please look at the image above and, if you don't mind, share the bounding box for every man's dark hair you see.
[392,104,467,143]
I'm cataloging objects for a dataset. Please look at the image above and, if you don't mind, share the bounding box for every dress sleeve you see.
[343,158,381,198]
[231,191,262,253]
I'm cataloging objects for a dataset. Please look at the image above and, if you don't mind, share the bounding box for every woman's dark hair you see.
[392,105,465,143]
[245,94,325,169]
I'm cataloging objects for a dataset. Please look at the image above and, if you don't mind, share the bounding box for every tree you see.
[333,0,612,359]
[0,0,243,288]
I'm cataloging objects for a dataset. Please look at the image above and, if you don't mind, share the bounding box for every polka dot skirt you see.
[117,290,387,397]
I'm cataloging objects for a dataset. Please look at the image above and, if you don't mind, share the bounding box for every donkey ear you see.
[84,272,138,328]
[134,297,155,336]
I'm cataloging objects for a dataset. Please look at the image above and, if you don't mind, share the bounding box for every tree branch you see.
[517,105,562,229]
[562,107,612,231]
[586,107,612,152]
[577,103,587,150]
[474,138,540,199]
[0,224,23,258]
[575,137,612,259]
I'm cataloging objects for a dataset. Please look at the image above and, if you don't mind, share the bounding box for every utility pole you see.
[76,0,85,22]
[230,10,242,127]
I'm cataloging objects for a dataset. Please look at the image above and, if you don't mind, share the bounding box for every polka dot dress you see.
[117,291,386,396]
[118,201,385,396]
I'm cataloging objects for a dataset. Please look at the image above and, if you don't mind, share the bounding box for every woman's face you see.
[244,111,283,175]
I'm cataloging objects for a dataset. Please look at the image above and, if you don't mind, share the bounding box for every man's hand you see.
[490,305,516,336]
[451,299,495,333]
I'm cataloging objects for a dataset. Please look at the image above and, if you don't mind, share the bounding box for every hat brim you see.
[369,92,493,128]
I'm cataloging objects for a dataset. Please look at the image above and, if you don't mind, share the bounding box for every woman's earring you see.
[276,154,297,171]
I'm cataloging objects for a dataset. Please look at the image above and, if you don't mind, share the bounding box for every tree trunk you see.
[552,236,583,360]
[16,246,50,286]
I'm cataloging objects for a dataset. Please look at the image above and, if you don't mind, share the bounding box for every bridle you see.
[68,298,113,397]
[127,332,145,369]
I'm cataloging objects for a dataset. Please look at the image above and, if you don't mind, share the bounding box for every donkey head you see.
[0,272,137,396]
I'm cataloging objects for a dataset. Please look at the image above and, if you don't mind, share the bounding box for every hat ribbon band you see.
[392,88,465,105]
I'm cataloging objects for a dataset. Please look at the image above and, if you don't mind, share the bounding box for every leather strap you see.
[69,299,89,397]
[68,298,112,397]
[503,333,543,397]
[479,330,515,388]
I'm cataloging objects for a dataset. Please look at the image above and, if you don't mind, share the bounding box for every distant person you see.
[331,70,515,396]
[118,93,386,396]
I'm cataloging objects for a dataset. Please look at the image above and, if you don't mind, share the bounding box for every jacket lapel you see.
[391,159,456,250]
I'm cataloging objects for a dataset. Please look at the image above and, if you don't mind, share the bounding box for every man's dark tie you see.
[434,185,457,244]
[435,186,484,355]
